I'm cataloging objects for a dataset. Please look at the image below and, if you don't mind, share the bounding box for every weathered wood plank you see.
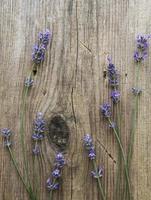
[0,0,151,199]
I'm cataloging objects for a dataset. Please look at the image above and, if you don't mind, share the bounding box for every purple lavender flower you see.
[46,152,65,193]
[46,178,59,191]
[55,153,66,168]
[1,128,11,138]
[132,87,142,95]
[136,34,150,50]
[52,169,61,178]
[107,56,119,86]
[83,134,93,149]
[109,122,116,129]
[33,112,45,137]
[24,77,34,87]
[88,148,96,160]
[1,128,12,147]
[32,44,45,64]
[83,134,96,160]
[32,29,51,64]
[38,29,52,48]
[111,90,120,103]
[134,34,150,62]
[100,103,111,118]
[91,167,103,178]
[133,51,147,62]
[32,112,45,155]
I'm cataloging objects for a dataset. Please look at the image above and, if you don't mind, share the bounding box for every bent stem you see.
[108,118,131,200]
[7,146,30,195]
[92,160,106,200]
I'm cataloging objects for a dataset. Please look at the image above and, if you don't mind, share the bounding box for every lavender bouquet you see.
[1,29,52,200]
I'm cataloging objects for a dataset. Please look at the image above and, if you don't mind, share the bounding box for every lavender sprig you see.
[32,112,45,155]
[127,35,150,195]
[0,129,36,199]
[100,104,131,199]
[107,56,124,199]
[19,29,51,199]
[46,153,65,199]
[83,134,105,200]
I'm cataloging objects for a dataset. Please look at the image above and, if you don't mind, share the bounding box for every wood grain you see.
[0,0,151,199]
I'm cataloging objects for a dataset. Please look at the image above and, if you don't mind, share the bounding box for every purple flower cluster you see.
[107,57,120,103]
[46,153,65,191]
[83,134,104,179]
[107,56,119,87]
[32,29,52,64]
[100,103,111,118]
[134,34,150,62]
[32,112,45,155]
[111,90,120,103]
[83,134,96,160]
[1,128,12,147]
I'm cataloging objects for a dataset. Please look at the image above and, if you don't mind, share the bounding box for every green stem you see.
[108,118,131,200]
[19,68,35,193]
[115,105,123,200]
[49,191,53,200]
[92,160,106,200]
[7,146,30,193]
[127,65,140,169]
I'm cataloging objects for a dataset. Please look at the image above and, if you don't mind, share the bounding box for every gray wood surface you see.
[0,0,151,199]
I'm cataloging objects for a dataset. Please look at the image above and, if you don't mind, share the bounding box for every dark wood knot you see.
[48,115,69,151]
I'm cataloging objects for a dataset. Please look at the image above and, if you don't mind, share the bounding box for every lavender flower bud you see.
[32,112,45,155]
[132,87,142,95]
[24,77,34,87]
[107,56,119,86]
[83,134,96,160]
[136,34,150,50]
[38,29,52,48]
[111,90,120,103]
[32,29,51,64]
[1,128,11,138]
[32,44,45,64]
[109,122,116,129]
[100,103,111,118]
[134,34,150,62]
[46,152,65,193]
[91,167,103,178]
[83,134,93,149]
[133,51,147,62]
[55,153,65,168]
[52,169,61,178]
[1,128,12,147]
[88,148,96,160]
[46,178,59,191]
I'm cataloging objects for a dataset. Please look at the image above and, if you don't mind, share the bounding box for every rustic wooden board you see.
[0,0,151,199]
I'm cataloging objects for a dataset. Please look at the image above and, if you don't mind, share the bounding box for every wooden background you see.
[0,0,151,199]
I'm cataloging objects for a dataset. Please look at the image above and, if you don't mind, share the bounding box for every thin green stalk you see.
[49,190,53,200]
[92,160,106,200]
[108,118,131,200]
[127,65,140,168]
[126,65,140,200]
[20,86,30,184]
[7,146,29,192]
[19,68,35,194]
[115,105,123,200]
